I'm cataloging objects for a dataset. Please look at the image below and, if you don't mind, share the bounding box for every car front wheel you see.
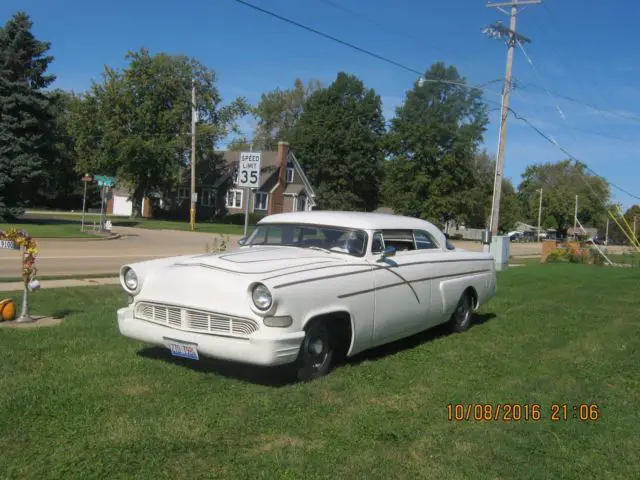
[294,320,334,382]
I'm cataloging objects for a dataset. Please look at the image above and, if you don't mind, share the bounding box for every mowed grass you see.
[0,264,639,479]
[8,213,246,237]
[0,221,100,238]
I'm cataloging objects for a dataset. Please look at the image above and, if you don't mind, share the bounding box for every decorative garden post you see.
[16,246,33,323]
[0,228,39,323]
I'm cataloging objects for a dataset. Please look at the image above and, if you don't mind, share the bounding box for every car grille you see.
[134,301,259,338]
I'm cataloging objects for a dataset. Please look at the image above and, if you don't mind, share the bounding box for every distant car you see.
[116,211,497,381]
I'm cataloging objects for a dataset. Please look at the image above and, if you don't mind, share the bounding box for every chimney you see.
[269,141,289,214]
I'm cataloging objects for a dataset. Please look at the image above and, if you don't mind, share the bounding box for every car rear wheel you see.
[449,291,473,333]
[294,320,334,382]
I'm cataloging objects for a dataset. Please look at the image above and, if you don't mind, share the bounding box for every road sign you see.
[0,240,20,250]
[82,173,93,182]
[94,175,116,187]
[237,152,261,188]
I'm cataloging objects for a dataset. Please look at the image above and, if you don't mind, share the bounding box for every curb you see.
[36,233,122,242]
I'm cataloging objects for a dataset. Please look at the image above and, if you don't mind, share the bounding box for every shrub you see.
[545,248,570,263]
[217,212,266,226]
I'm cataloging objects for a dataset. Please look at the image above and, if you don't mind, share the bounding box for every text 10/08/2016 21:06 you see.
[447,403,601,422]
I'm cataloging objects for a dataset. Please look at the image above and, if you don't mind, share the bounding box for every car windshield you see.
[245,223,368,257]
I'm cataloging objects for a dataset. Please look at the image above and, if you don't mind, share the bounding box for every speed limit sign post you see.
[238,152,261,237]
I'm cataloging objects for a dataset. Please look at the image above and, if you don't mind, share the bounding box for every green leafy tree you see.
[68,48,248,217]
[227,138,252,152]
[0,12,56,220]
[605,204,640,245]
[290,72,386,211]
[517,159,610,238]
[253,78,322,151]
[381,62,489,227]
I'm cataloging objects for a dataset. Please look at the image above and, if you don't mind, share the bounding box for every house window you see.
[201,189,215,207]
[254,191,268,210]
[177,187,189,199]
[226,189,243,209]
[286,167,294,183]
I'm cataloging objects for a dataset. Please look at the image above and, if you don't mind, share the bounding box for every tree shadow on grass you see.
[137,312,497,387]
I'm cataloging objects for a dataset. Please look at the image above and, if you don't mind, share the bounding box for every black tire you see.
[294,320,335,382]
[448,291,473,333]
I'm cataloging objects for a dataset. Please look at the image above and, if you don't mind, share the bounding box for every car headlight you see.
[123,267,138,291]
[251,283,272,311]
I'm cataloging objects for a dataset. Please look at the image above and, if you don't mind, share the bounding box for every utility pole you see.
[537,187,543,242]
[634,215,637,240]
[485,0,541,236]
[574,194,578,239]
[190,79,197,231]
[605,218,609,246]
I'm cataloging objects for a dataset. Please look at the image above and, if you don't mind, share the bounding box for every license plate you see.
[164,338,199,360]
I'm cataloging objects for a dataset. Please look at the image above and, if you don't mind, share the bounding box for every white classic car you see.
[116,211,497,381]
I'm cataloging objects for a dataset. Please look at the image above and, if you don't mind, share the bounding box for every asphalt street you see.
[0,225,627,278]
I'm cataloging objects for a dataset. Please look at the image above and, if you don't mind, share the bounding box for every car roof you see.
[258,210,439,231]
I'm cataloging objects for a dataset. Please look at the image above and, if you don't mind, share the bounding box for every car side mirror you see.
[238,237,247,246]
[379,245,396,260]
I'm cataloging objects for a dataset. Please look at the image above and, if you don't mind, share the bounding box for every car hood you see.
[169,246,348,276]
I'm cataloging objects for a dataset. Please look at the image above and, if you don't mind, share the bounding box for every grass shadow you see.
[343,312,497,367]
[51,308,81,319]
[136,312,497,386]
[136,347,295,387]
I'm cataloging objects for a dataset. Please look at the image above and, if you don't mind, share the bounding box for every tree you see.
[290,72,386,211]
[68,48,248,217]
[605,204,640,245]
[32,89,101,210]
[227,138,252,152]
[381,62,489,227]
[253,78,322,151]
[517,159,610,238]
[0,12,56,220]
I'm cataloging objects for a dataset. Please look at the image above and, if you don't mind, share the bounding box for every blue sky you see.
[3,0,639,208]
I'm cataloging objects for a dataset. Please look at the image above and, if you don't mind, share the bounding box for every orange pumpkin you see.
[0,298,16,321]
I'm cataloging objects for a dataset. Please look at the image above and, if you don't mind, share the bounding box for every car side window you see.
[371,231,384,254]
[413,230,440,250]
[380,229,415,252]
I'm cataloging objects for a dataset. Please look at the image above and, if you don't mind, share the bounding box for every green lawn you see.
[0,221,100,238]
[8,213,247,237]
[0,263,638,479]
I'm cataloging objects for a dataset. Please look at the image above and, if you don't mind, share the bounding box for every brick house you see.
[163,141,316,220]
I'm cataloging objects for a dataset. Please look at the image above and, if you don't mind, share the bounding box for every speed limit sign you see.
[237,152,261,188]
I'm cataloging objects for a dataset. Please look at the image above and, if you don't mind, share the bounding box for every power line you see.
[315,0,455,60]
[233,0,503,96]
[516,81,640,124]
[233,0,640,202]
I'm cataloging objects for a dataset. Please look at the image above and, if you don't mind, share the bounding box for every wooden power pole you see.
[190,80,197,231]
[485,0,542,236]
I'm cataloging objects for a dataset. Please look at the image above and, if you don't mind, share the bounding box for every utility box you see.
[490,235,510,271]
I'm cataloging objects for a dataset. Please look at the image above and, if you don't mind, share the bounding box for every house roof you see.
[284,183,305,195]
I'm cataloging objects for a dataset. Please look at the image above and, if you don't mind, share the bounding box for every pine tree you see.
[0,12,56,220]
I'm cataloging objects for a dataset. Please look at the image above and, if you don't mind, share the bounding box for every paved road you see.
[0,226,243,278]
[0,226,631,278]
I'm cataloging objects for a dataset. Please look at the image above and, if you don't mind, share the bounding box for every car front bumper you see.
[117,307,305,366]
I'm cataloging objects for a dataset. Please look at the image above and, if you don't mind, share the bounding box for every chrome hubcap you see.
[304,329,328,370]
